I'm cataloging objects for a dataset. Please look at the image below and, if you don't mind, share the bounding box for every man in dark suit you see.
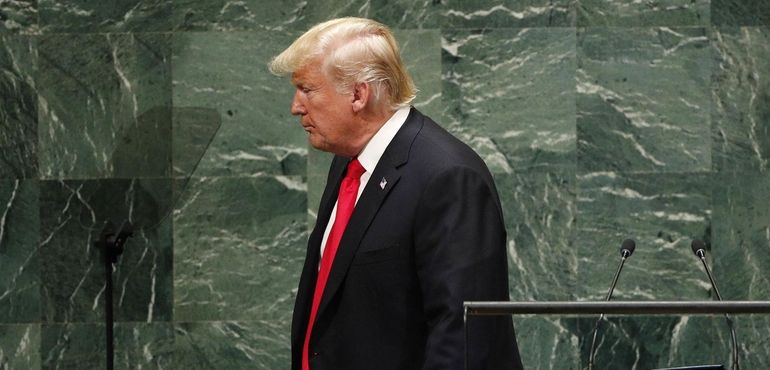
[270,17,523,370]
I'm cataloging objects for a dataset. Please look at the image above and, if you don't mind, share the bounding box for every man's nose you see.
[291,91,306,116]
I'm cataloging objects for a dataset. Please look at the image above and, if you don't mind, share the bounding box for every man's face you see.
[290,61,360,156]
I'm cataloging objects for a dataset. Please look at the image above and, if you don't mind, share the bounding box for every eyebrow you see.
[293,78,317,90]
[291,75,308,87]
[293,82,309,91]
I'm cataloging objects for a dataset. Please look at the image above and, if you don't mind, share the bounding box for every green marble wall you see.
[1,0,768,369]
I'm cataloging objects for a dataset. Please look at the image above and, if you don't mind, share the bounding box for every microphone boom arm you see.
[587,240,635,370]
[696,249,739,370]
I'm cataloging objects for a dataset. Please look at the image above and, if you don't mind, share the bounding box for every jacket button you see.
[312,352,320,357]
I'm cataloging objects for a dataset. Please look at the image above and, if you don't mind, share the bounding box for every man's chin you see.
[308,137,330,153]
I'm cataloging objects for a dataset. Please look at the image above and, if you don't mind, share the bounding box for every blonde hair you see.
[269,17,416,110]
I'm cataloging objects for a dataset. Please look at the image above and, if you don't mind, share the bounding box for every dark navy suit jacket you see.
[291,108,523,370]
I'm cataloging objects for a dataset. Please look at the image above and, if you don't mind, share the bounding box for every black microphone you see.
[587,239,636,370]
[691,239,739,370]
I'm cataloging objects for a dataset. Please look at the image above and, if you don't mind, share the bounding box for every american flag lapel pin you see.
[379,177,387,189]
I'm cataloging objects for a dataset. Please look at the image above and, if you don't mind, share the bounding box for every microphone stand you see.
[696,249,739,370]
[95,222,133,370]
[587,250,629,370]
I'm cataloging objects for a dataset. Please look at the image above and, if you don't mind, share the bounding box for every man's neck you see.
[346,108,397,157]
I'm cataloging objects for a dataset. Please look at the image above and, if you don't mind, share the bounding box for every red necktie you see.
[302,158,366,370]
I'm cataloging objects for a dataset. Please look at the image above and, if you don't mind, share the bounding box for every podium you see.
[463,301,770,370]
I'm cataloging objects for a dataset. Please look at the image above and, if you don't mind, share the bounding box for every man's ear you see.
[351,82,369,113]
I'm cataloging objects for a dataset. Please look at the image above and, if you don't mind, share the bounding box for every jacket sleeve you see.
[413,165,522,370]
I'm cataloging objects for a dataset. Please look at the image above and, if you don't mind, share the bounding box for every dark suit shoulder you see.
[407,111,493,178]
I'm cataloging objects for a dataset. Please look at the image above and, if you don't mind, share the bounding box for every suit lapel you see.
[315,108,424,322]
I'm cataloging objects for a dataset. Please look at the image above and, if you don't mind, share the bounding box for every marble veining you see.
[712,27,770,173]
[172,31,307,178]
[0,0,38,34]
[577,27,711,173]
[41,322,173,369]
[712,0,770,26]
[38,0,171,33]
[173,0,310,31]
[0,179,39,324]
[0,324,40,369]
[39,179,172,323]
[578,0,709,26]
[575,171,725,368]
[500,170,579,369]
[711,172,770,368]
[173,176,306,322]
[500,171,577,301]
[37,33,171,180]
[174,321,290,368]
[443,28,576,173]
[302,0,574,28]
[0,35,37,179]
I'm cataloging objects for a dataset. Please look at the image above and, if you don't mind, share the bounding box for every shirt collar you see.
[356,106,411,173]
